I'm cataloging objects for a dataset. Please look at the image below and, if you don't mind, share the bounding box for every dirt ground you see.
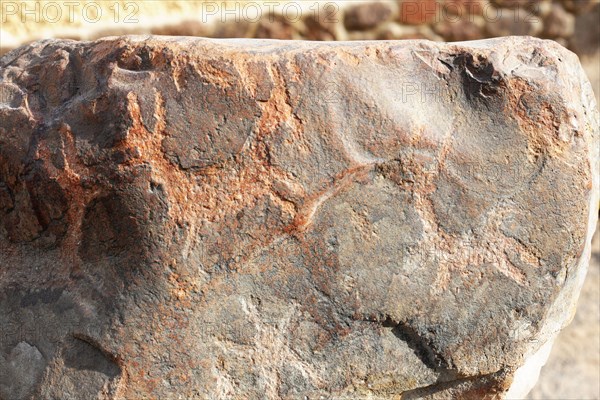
[527,222,600,399]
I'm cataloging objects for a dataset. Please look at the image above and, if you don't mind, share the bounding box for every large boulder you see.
[0,36,598,399]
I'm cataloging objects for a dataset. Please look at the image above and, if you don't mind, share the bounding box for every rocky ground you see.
[527,223,600,399]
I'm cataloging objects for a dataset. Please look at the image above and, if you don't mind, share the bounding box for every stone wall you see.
[154,1,598,48]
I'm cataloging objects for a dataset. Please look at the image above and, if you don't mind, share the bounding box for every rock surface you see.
[527,226,600,399]
[0,36,598,399]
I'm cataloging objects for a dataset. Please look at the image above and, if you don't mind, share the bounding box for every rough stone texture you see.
[0,36,598,399]
[527,226,600,399]
[4,0,598,109]
[1,1,599,102]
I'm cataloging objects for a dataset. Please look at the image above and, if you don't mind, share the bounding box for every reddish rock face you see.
[0,36,598,399]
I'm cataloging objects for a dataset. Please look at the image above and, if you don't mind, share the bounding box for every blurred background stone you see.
[541,3,575,39]
[344,2,394,30]
[254,14,297,39]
